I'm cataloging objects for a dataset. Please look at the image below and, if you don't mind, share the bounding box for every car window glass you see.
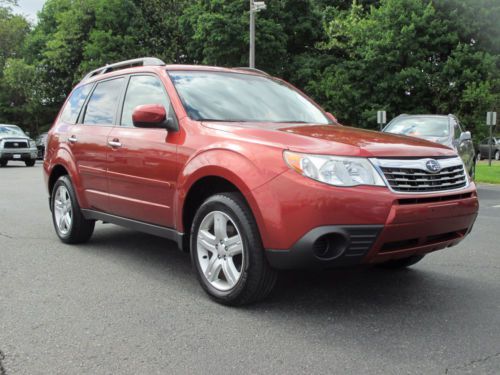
[121,75,170,127]
[60,84,92,124]
[83,78,124,125]
[169,71,330,124]
[384,117,450,137]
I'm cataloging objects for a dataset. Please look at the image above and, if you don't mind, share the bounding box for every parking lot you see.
[1,162,499,374]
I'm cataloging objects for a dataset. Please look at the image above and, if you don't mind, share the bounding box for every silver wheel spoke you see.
[222,258,239,287]
[225,235,243,256]
[205,256,222,282]
[198,229,217,254]
[214,212,227,240]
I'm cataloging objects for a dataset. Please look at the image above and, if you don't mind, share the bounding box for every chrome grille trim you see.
[370,156,469,193]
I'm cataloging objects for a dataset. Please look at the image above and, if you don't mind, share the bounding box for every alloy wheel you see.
[53,185,73,235]
[196,211,244,291]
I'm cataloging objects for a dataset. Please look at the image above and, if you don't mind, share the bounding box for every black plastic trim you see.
[81,209,184,250]
[265,225,383,270]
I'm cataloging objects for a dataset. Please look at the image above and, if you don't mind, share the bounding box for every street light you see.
[249,0,266,68]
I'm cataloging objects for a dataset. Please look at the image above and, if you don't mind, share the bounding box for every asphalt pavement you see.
[1,161,499,374]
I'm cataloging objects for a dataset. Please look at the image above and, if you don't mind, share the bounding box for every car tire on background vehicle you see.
[25,160,35,167]
[0,160,7,167]
[51,175,95,244]
[495,151,500,161]
[476,152,481,161]
[376,254,425,269]
[190,192,277,306]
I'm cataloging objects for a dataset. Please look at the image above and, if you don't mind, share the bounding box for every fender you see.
[46,147,88,208]
[175,149,283,244]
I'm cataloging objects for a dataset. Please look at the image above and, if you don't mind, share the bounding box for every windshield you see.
[0,125,26,137]
[168,71,330,124]
[384,117,450,138]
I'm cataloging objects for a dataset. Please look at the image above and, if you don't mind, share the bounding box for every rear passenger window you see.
[83,78,124,125]
[60,84,92,124]
[121,75,170,127]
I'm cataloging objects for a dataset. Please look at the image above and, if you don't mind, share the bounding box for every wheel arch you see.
[176,153,273,251]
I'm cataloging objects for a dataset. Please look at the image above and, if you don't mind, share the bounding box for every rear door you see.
[70,77,126,211]
[106,74,178,227]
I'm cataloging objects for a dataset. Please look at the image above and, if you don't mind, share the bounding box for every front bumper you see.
[0,148,38,161]
[255,170,478,269]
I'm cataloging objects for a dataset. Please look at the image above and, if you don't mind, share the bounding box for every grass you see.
[475,161,500,184]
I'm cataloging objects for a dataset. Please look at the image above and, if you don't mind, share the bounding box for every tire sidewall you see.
[190,196,254,302]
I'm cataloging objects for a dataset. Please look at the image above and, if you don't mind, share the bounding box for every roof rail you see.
[83,57,166,80]
[233,67,270,76]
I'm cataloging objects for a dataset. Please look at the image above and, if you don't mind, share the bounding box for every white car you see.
[0,124,38,167]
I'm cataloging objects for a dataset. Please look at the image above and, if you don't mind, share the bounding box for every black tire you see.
[25,160,36,167]
[51,175,95,244]
[0,160,7,167]
[190,192,277,306]
[376,254,425,269]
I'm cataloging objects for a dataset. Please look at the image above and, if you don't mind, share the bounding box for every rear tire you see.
[0,160,6,167]
[376,254,425,269]
[190,192,277,306]
[25,160,35,167]
[495,151,499,161]
[51,175,95,244]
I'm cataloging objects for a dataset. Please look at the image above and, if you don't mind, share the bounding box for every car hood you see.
[202,122,456,158]
[0,134,30,141]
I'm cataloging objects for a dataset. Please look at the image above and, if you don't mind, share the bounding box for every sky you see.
[13,0,46,22]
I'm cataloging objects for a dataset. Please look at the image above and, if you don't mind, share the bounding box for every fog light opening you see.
[313,233,348,260]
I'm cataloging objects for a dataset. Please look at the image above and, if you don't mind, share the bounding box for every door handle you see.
[67,135,77,143]
[108,139,122,148]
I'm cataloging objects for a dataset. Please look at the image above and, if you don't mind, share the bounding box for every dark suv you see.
[44,58,478,305]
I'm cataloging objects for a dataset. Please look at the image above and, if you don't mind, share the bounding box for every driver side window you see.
[121,75,170,127]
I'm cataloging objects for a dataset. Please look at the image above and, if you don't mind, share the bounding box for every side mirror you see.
[132,104,177,131]
[460,131,471,142]
[326,112,338,123]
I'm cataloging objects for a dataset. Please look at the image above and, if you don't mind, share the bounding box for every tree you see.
[306,0,499,140]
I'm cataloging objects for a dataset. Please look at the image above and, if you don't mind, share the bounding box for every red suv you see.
[44,58,478,305]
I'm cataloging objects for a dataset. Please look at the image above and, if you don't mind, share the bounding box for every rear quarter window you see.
[60,84,92,124]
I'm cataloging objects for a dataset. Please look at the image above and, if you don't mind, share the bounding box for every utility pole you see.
[486,111,497,167]
[249,1,266,68]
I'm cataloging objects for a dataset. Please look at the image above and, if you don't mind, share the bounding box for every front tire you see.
[377,254,425,269]
[0,160,7,167]
[25,160,35,167]
[495,150,500,161]
[51,175,95,244]
[190,192,277,306]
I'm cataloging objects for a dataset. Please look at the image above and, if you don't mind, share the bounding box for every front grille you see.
[4,141,28,149]
[373,157,467,193]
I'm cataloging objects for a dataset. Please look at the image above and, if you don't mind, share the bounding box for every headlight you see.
[283,151,386,187]
[29,140,36,148]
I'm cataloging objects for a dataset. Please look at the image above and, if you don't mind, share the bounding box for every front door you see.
[106,74,178,228]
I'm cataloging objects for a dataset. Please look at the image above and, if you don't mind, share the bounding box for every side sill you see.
[81,209,185,251]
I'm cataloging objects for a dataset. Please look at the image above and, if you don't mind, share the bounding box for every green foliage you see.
[0,0,498,141]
